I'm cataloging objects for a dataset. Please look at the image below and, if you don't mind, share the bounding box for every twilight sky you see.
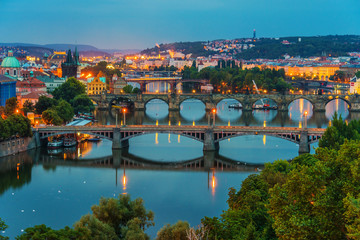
[0,0,359,49]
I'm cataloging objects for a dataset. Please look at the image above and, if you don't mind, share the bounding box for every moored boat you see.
[64,137,77,147]
[48,139,63,148]
[228,103,242,109]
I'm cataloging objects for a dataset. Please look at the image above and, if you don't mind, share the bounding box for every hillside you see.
[141,41,214,57]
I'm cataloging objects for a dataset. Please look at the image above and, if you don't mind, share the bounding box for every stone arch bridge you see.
[35,125,325,154]
[90,93,360,112]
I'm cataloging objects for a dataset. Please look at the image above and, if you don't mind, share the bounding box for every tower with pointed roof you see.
[61,48,80,78]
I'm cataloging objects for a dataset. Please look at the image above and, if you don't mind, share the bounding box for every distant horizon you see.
[1,0,359,49]
[1,33,360,51]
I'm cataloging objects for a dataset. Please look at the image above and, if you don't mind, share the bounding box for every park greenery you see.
[34,77,94,125]
[183,65,291,94]
[122,85,141,94]
[0,98,32,141]
[7,194,154,240]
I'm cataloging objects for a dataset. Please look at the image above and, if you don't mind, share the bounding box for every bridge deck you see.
[36,125,325,134]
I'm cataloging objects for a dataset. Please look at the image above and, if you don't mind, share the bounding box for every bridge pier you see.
[313,102,326,112]
[203,129,219,152]
[299,131,310,154]
[203,151,215,170]
[112,128,129,149]
[205,102,216,112]
[28,130,41,149]
[134,101,145,111]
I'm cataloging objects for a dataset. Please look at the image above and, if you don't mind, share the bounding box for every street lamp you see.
[123,108,127,126]
[212,108,216,127]
[304,111,308,129]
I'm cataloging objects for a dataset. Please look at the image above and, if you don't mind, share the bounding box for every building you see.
[61,48,80,78]
[350,77,360,94]
[18,92,53,106]
[48,51,67,66]
[37,75,65,92]
[16,76,47,96]
[0,50,21,79]
[87,72,107,95]
[0,75,17,106]
[113,77,127,94]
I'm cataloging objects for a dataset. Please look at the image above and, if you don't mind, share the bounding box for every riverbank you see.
[0,132,40,158]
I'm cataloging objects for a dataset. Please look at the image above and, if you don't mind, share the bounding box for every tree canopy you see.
[52,77,86,104]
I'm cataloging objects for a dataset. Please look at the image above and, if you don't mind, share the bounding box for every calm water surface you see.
[0,98,353,238]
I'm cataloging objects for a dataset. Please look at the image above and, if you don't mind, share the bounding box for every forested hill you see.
[238,35,360,59]
[141,41,215,57]
[141,35,360,59]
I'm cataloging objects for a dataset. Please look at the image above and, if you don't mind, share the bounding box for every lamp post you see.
[123,108,127,126]
[116,112,118,128]
[212,108,216,127]
[304,111,308,129]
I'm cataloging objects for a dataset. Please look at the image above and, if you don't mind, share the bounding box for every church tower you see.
[61,48,80,78]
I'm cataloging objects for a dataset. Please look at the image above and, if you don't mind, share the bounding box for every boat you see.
[228,103,242,109]
[87,136,102,142]
[64,137,77,147]
[48,139,63,148]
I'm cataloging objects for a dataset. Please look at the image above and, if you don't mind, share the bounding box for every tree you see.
[34,96,57,114]
[90,194,154,238]
[6,114,32,138]
[0,117,11,140]
[356,71,360,79]
[55,100,74,123]
[123,218,149,240]
[52,77,86,104]
[4,97,18,116]
[22,100,34,115]
[42,109,62,126]
[16,224,81,240]
[74,214,119,240]
[0,218,8,240]
[72,94,95,114]
[156,221,189,240]
[123,85,133,93]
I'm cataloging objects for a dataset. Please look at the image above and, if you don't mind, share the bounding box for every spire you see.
[66,49,73,64]
[73,47,80,65]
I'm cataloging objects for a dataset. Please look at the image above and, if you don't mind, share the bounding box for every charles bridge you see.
[34,125,325,154]
[89,92,360,112]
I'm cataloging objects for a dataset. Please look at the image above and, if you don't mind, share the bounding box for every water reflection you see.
[288,99,313,122]
[325,99,349,120]
[216,99,242,123]
[145,99,168,120]
[180,100,205,122]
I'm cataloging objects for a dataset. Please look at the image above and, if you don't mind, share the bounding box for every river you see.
[0,98,353,238]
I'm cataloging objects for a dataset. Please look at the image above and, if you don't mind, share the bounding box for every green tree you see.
[55,100,74,123]
[156,221,189,240]
[74,214,119,240]
[72,94,95,114]
[123,218,149,240]
[0,218,8,240]
[344,195,360,239]
[123,85,133,93]
[22,100,34,115]
[0,117,11,140]
[16,224,81,240]
[52,77,86,104]
[42,109,62,126]
[355,71,360,79]
[6,114,32,138]
[4,97,18,116]
[90,194,154,238]
[34,96,58,114]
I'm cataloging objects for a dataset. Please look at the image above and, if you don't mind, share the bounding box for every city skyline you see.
[1,0,359,49]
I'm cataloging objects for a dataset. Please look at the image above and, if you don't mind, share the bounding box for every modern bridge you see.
[90,92,360,112]
[34,125,326,154]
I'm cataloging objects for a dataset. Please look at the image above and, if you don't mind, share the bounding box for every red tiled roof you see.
[16,77,46,88]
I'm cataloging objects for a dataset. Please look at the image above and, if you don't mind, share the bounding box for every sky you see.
[0,0,359,50]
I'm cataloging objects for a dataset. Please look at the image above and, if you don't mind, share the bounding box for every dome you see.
[1,53,21,68]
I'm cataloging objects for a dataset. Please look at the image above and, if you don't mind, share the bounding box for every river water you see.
[0,98,354,238]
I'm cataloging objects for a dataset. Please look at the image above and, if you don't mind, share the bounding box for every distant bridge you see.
[90,92,360,112]
[34,125,326,154]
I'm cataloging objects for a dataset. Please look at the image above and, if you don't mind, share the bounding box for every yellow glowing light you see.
[178,134,180,143]
[156,120,158,126]
[178,121,181,126]
[168,121,171,126]
[168,133,171,143]
[192,121,195,126]
[299,121,302,128]
[123,175,127,190]
[192,89,196,93]
[212,108,216,114]
[155,133,159,144]
[263,135,266,146]
[304,111,308,116]
[228,120,230,127]
[15,109,19,113]
[264,89,267,93]
[123,108,127,113]
[263,121,266,128]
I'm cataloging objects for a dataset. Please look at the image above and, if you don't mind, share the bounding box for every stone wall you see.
[0,131,40,158]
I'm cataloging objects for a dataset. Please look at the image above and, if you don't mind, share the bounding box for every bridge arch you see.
[215,98,244,108]
[121,131,204,143]
[214,132,300,144]
[109,96,134,109]
[251,97,279,109]
[179,96,207,106]
[325,97,351,110]
[287,97,315,111]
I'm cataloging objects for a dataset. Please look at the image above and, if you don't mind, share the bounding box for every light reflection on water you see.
[0,98,352,239]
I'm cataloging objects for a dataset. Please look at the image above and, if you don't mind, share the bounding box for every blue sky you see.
[0,0,359,49]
